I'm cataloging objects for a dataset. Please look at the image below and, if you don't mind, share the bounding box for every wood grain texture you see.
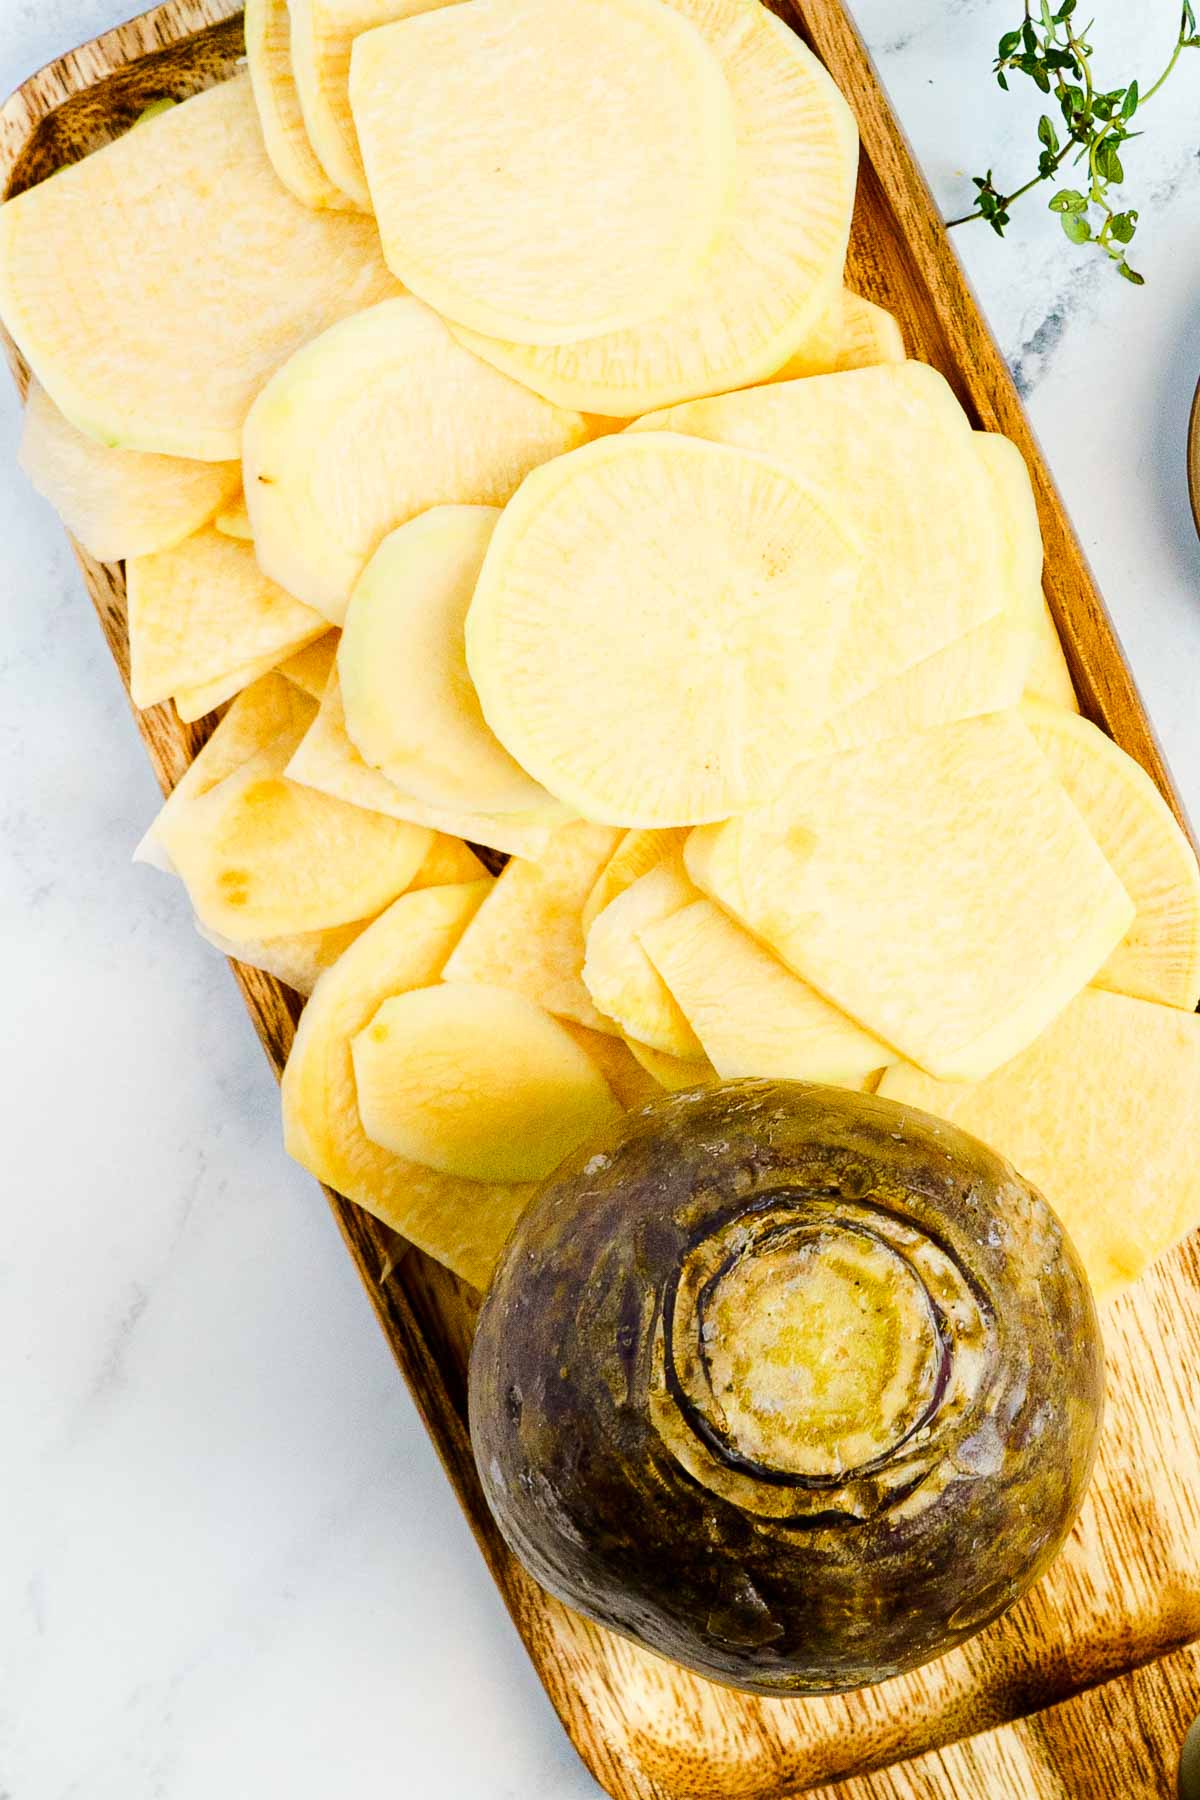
[4,6,1200,1797]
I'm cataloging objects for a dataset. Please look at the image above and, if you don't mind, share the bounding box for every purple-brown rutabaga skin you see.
[469,1080,1104,1696]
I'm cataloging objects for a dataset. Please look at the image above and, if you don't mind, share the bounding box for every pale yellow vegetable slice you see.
[409,834,487,888]
[147,688,374,995]
[243,296,589,624]
[685,710,1134,1082]
[442,821,622,1032]
[351,982,621,1182]
[195,816,481,988]
[467,433,862,826]
[173,644,323,724]
[1026,597,1079,710]
[581,829,689,936]
[879,988,1200,1303]
[834,293,907,369]
[631,362,1007,711]
[0,76,399,459]
[339,505,563,817]
[351,0,734,344]
[975,431,1044,612]
[640,898,890,1084]
[18,381,240,560]
[291,0,454,210]
[281,879,540,1290]
[277,632,340,698]
[772,291,905,382]
[196,916,373,995]
[285,666,559,859]
[793,431,1039,756]
[449,0,856,413]
[797,615,1030,759]
[135,672,317,872]
[127,526,326,712]
[582,861,703,1058]
[157,728,434,936]
[194,829,480,982]
[768,287,845,381]
[624,1038,717,1092]
[246,0,353,210]
[560,1024,662,1112]
[214,495,254,541]
[1024,699,1200,1010]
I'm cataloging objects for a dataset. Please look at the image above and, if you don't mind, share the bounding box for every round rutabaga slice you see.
[350,982,622,1183]
[156,728,434,938]
[448,0,857,413]
[465,433,862,827]
[126,527,327,713]
[0,75,399,460]
[338,505,564,819]
[350,0,734,344]
[280,879,539,1289]
[290,0,456,211]
[1024,700,1200,1010]
[242,296,590,624]
[245,0,354,210]
[18,382,240,561]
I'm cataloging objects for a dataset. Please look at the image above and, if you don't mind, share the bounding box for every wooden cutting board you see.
[4,5,1200,1794]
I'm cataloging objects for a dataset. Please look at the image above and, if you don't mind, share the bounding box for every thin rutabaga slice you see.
[448,0,857,413]
[127,527,326,713]
[630,362,1009,713]
[466,432,862,826]
[290,0,459,209]
[245,0,354,209]
[285,666,561,860]
[350,0,734,342]
[18,381,240,560]
[242,296,590,624]
[0,75,399,458]
[338,505,563,818]
[685,709,1134,1081]
[1025,699,1200,1010]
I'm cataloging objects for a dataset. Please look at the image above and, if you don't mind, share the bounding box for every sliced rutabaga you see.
[582,857,705,1058]
[466,432,863,826]
[155,724,435,939]
[639,898,890,1084]
[581,829,690,935]
[281,881,648,1287]
[630,363,1014,713]
[0,75,399,459]
[441,821,623,1033]
[280,880,537,1290]
[1024,699,1200,1009]
[127,527,326,714]
[793,430,1041,756]
[245,0,354,210]
[338,505,563,818]
[685,709,1134,1081]
[350,981,622,1182]
[18,382,240,560]
[242,296,590,624]
[285,665,560,860]
[447,0,857,412]
[289,0,459,210]
[880,986,1200,1302]
[351,0,735,342]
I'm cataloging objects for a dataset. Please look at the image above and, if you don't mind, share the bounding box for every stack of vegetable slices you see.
[1,0,1195,1308]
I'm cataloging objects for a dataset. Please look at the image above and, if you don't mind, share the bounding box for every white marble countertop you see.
[2,3,1198,1795]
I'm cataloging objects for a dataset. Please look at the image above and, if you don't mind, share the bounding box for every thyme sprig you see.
[946,1,1200,284]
